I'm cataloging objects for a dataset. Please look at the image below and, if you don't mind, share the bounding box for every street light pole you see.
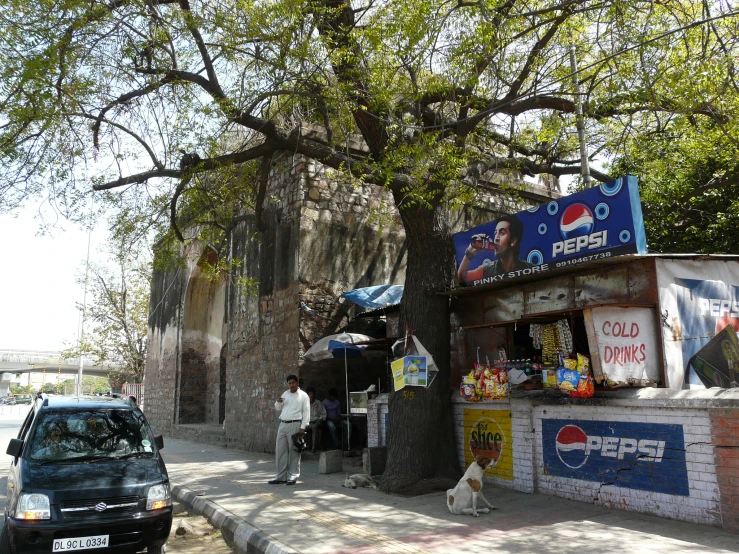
[76,199,94,396]
[570,46,592,187]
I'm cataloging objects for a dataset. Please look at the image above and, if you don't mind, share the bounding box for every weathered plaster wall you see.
[179,250,226,425]
[144,263,185,435]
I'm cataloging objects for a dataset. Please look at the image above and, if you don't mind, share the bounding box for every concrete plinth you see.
[362,446,387,477]
[318,450,343,474]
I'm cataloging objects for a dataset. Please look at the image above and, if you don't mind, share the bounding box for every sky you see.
[0,202,108,352]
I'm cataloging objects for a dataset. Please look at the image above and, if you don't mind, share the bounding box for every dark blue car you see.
[1,396,172,554]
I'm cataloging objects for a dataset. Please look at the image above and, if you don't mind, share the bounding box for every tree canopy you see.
[2,1,736,222]
[62,235,150,385]
[2,0,738,491]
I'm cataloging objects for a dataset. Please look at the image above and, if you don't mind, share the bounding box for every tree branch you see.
[177,0,225,98]
[254,154,271,232]
[505,9,571,101]
[72,113,164,170]
[92,77,175,151]
[312,0,388,156]
[169,175,191,242]
[93,141,275,190]
[469,157,612,182]
[680,170,739,202]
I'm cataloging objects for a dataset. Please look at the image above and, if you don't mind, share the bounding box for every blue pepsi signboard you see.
[542,419,689,496]
[454,176,647,287]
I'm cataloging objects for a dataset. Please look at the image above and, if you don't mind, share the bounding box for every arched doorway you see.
[178,248,226,424]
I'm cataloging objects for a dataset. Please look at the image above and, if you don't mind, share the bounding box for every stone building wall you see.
[221,150,407,452]
[144,133,560,452]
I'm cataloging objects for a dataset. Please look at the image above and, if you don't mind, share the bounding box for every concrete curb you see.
[171,484,297,554]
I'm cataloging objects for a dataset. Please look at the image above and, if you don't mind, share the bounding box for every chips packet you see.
[557,368,580,392]
[576,354,591,374]
[570,373,595,398]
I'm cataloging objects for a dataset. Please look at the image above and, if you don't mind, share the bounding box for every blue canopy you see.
[341,285,404,310]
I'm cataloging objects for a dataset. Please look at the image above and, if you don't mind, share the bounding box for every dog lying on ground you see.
[342,473,378,489]
[446,455,497,517]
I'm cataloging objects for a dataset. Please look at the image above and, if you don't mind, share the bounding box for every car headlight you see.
[17,493,51,520]
[146,483,171,511]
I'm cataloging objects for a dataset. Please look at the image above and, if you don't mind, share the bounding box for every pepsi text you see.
[583,435,665,461]
[551,230,608,259]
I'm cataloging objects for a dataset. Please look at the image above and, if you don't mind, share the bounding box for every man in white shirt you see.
[269,374,310,485]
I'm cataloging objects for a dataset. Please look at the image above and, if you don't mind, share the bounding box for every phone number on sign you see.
[555,251,611,268]
[53,535,109,552]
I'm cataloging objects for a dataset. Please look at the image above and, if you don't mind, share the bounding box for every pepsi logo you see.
[555,424,589,469]
[559,203,594,240]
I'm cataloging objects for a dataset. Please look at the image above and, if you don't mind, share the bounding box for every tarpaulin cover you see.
[341,285,404,309]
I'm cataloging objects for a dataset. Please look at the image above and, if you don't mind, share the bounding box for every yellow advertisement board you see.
[463,409,513,481]
[391,356,427,390]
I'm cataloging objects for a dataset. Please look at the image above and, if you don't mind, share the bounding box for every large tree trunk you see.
[379,196,461,494]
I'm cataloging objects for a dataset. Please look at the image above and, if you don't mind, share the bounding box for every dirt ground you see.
[165,502,233,554]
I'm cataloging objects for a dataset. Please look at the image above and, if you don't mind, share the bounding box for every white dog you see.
[446,455,497,517]
[342,473,378,489]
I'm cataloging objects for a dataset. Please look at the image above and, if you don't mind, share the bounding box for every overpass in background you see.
[0,349,120,378]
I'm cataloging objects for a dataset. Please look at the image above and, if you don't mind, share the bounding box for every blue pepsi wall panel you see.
[542,419,689,496]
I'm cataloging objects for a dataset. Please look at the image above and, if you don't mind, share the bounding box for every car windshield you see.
[28,409,155,462]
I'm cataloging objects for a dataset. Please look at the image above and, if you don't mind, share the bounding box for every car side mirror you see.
[7,438,23,457]
[154,435,164,450]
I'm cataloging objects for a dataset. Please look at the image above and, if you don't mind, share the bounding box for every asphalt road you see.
[0,414,26,523]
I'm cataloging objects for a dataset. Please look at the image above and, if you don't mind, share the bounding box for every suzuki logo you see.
[94,503,107,512]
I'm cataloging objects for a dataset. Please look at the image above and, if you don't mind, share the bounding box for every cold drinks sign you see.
[454,176,647,287]
[590,307,660,384]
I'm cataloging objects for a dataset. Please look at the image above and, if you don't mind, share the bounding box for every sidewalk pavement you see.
[161,437,739,554]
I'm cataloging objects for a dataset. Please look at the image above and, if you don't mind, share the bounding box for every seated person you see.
[306,387,326,453]
[322,389,350,449]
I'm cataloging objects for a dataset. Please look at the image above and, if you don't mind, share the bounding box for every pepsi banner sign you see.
[455,176,646,287]
[542,419,689,496]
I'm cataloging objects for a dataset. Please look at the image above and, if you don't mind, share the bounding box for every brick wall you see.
[446,390,738,530]
[710,408,739,532]
[178,347,207,423]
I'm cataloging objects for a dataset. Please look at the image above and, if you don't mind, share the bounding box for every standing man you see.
[305,387,326,453]
[270,374,310,485]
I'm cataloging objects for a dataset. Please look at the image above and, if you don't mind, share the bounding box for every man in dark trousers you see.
[322,388,349,449]
[269,374,310,485]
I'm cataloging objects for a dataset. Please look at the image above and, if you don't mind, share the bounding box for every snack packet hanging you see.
[474,361,489,380]
[570,373,595,398]
[576,354,591,374]
[460,381,479,401]
[563,357,578,370]
[557,368,580,392]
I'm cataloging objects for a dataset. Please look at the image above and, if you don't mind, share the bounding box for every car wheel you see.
[147,544,165,554]
[0,520,13,554]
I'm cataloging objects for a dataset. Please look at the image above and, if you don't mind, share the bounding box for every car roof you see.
[39,395,136,411]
